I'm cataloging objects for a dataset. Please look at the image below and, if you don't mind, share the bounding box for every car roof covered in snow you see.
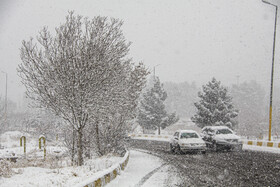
[202,126,231,131]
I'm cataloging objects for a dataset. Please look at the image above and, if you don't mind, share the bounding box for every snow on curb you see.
[74,151,129,187]
[241,139,280,149]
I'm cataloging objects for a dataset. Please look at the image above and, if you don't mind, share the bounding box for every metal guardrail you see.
[75,151,130,187]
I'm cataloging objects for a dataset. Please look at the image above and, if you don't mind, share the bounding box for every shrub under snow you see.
[0,160,14,178]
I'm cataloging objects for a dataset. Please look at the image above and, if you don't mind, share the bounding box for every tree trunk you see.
[77,128,83,166]
[158,126,161,135]
[87,134,91,159]
[95,122,102,156]
[71,126,75,166]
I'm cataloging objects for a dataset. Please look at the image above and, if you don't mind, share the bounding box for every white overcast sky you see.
[0,0,279,102]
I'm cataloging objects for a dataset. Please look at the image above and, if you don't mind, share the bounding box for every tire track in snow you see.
[134,163,167,187]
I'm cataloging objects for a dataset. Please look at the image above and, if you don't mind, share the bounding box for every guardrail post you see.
[94,178,101,187]
[105,173,110,184]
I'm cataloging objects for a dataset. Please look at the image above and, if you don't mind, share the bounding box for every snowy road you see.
[128,139,280,186]
[107,150,183,187]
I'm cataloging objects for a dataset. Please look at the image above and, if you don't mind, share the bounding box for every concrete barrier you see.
[75,151,129,187]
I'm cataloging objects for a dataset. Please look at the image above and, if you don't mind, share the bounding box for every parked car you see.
[201,126,243,151]
[170,130,206,154]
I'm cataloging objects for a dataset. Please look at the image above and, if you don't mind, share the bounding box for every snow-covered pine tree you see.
[191,77,238,129]
[137,77,179,134]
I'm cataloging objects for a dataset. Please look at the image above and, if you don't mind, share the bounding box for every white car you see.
[201,126,243,151]
[170,130,206,154]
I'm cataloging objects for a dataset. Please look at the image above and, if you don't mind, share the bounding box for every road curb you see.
[242,140,280,148]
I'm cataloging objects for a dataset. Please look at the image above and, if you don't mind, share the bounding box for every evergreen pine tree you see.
[191,77,238,129]
[137,77,179,134]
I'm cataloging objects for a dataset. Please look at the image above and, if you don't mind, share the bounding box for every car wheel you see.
[170,144,174,153]
[175,145,182,154]
[213,142,218,152]
[234,144,243,152]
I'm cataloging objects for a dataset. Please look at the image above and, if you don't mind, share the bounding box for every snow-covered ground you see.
[0,131,181,186]
[0,131,67,160]
[0,154,124,187]
[0,131,125,187]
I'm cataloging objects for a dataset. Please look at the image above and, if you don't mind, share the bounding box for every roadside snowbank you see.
[0,154,125,187]
[243,144,280,154]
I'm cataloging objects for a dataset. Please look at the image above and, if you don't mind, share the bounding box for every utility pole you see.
[261,0,278,141]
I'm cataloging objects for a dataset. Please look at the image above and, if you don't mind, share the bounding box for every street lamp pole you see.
[262,0,278,141]
[153,64,161,79]
[153,64,161,135]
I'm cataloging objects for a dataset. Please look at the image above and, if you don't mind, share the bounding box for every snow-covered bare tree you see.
[85,63,148,156]
[18,12,148,165]
[21,108,64,138]
[137,77,179,135]
[191,77,238,129]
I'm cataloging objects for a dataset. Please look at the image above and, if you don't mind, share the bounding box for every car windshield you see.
[180,132,199,139]
[216,129,233,135]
